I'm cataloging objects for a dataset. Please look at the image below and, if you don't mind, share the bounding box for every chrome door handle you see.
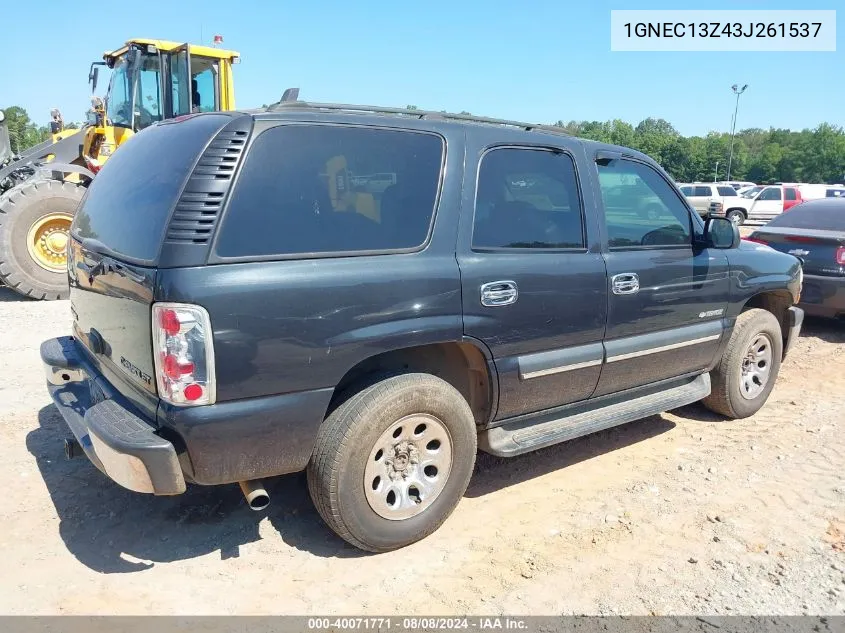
[480,280,518,307]
[611,273,639,295]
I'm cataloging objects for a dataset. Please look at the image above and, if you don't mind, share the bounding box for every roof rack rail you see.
[265,94,570,137]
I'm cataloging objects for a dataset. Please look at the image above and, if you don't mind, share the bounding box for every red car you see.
[782,186,803,211]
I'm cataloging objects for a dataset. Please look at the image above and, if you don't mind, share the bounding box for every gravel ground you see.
[0,285,843,615]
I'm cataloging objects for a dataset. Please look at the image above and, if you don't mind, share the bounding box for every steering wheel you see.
[134,104,157,129]
[641,224,686,246]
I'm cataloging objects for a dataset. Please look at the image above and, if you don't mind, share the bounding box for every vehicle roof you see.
[244,101,656,163]
[796,197,845,209]
[104,39,240,62]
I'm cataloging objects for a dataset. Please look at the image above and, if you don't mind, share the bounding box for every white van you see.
[796,184,845,200]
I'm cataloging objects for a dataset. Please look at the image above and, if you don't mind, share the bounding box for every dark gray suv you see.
[41,101,804,552]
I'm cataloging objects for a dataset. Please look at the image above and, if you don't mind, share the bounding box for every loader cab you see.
[101,39,239,133]
[81,39,238,171]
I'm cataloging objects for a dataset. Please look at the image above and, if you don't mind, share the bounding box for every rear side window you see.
[215,125,444,258]
[71,114,231,263]
[472,148,584,249]
[717,186,737,196]
[693,186,712,196]
[785,188,797,201]
[679,186,693,195]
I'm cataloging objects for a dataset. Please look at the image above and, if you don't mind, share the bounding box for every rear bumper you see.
[799,274,845,319]
[41,336,186,495]
[783,306,804,358]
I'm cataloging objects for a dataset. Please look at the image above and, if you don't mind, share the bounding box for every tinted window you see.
[71,114,231,263]
[766,201,845,230]
[693,186,712,196]
[216,125,443,258]
[472,148,584,249]
[679,186,693,196]
[784,188,797,201]
[717,186,738,196]
[826,189,845,198]
[598,159,691,248]
[759,187,782,201]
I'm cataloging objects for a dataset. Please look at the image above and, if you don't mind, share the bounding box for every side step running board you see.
[479,373,710,457]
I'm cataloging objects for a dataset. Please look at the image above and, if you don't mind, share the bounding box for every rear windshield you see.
[214,125,444,258]
[766,201,845,230]
[71,114,231,263]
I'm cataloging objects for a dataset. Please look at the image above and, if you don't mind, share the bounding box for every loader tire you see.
[0,179,84,300]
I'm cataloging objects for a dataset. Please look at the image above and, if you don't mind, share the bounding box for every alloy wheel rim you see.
[364,413,453,520]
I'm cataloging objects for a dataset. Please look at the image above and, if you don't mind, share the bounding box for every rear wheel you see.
[702,308,783,419]
[0,179,84,300]
[307,373,477,552]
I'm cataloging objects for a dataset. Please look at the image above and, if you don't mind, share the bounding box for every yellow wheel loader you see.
[0,39,240,299]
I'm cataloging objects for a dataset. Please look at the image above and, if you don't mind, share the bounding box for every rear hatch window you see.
[71,114,233,264]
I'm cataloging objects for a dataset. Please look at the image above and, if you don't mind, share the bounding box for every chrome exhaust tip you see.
[239,479,270,511]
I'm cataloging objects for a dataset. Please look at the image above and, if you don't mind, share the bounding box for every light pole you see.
[726,83,748,182]
[714,160,719,183]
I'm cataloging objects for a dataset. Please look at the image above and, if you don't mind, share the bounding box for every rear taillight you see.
[836,246,845,266]
[152,303,216,406]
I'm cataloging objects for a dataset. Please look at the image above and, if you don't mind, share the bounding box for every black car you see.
[747,198,845,319]
[41,101,803,552]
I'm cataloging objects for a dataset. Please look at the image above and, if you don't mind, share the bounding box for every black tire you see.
[307,373,477,552]
[0,179,84,300]
[726,209,746,226]
[702,308,783,419]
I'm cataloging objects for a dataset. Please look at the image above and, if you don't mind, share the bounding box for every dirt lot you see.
[0,285,843,616]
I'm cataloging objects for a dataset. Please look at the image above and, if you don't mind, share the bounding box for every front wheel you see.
[726,209,746,226]
[307,373,477,552]
[702,308,783,419]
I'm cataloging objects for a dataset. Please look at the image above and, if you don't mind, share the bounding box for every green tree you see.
[549,114,845,183]
[1,106,51,153]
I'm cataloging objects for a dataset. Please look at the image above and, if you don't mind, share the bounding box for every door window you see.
[693,186,712,197]
[758,187,782,201]
[679,185,693,195]
[136,55,163,129]
[191,57,219,113]
[169,48,191,117]
[598,159,691,248]
[472,148,584,249]
[784,188,797,201]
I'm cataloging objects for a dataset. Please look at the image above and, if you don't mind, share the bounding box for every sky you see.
[0,0,841,137]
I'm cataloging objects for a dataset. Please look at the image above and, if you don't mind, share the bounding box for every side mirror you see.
[91,67,99,93]
[704,217,739,249]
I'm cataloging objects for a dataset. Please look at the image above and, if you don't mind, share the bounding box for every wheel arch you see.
[725,207,748,219]
[326,338,498,427]
[740,289,795,357]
